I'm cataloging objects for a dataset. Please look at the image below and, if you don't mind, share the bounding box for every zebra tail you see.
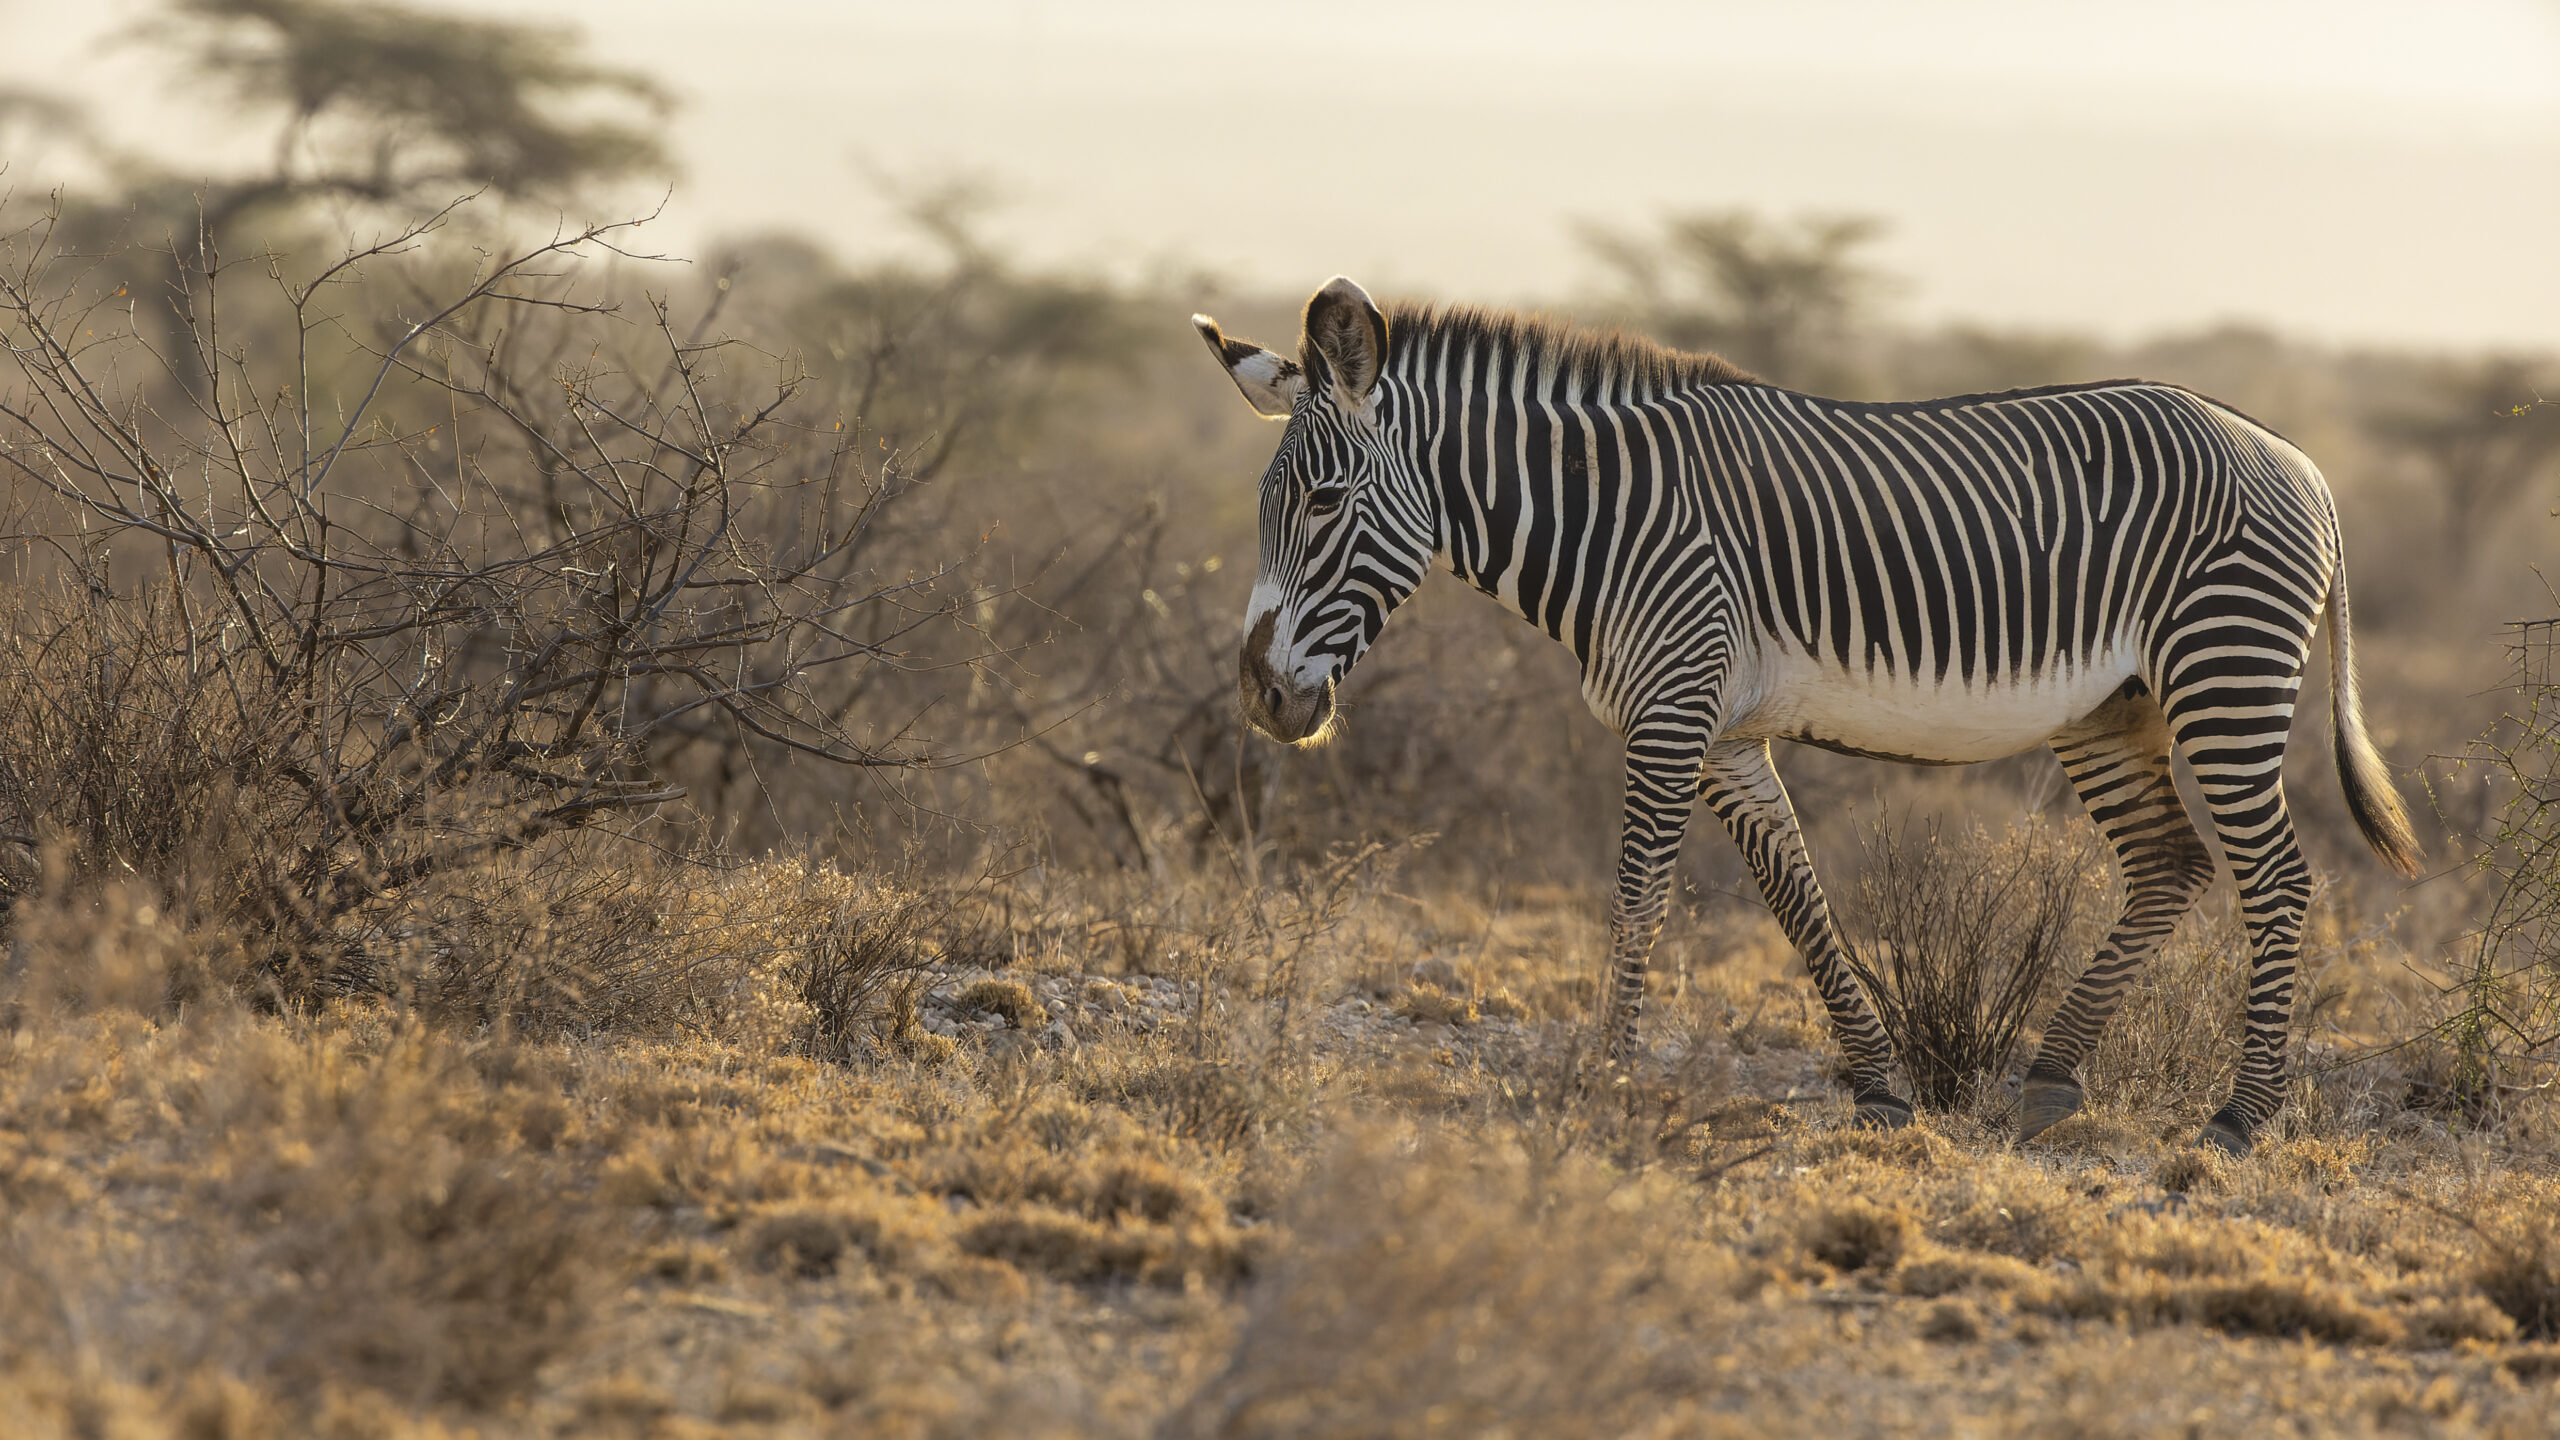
[2326,562,2424,878]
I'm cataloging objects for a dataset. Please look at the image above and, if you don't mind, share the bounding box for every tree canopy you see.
[152,0,672,230]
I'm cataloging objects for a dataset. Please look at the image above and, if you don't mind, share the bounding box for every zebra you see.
[1192,277,2422,1153]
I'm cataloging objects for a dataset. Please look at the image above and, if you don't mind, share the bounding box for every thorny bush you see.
[2432,616,2560,1118]
[1841,815,2106,1110]
[0,193,993,1001]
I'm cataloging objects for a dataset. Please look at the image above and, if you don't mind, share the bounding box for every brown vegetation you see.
[4,6,2559,1431]
[10,858,2560,1437]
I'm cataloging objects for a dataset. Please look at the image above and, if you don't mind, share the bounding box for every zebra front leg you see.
[1597,720,1713,1069]
[1700,740,1910,1128]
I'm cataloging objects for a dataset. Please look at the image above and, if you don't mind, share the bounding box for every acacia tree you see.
[706,183,1148,489]
[10,0,672,390]
[154,0,671,234]
[2367,359,2560,562]
[1583,210,1889,390]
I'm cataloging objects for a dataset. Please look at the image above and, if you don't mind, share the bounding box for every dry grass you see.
[6,842,2560,1439]
[954,977,1050,1030]
[0,604,2553,1435]
[2470,1186,2560,1341]
[0,890,621,1426]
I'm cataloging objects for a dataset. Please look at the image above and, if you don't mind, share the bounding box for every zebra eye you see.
[1307,485,1347,517]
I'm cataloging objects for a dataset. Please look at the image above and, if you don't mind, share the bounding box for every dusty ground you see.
[4,859,2558,1440]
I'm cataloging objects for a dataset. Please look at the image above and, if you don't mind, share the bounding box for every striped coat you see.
[1197,278,2417,1152]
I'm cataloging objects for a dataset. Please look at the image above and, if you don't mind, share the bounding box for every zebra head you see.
[1193,277,1434,746]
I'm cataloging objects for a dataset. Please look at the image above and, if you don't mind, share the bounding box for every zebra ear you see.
[1303,276,1387,403]
[1193,314,1302,419]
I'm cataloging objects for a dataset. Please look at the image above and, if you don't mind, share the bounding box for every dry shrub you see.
[574,1376,679,1436]
[956,977,1048,1030]
[0,196,995,1037]
[0,903,623,1417]
[379,846,946,1058]
[1085,1154,1215,1223]
[1935,1186,2088,1265]
[1895,1248,2042,1298]
[1082,1055,1279,1152]
[2426,617,2560,1122]
[202,1022,613,1405]
[745,1196,943,1279]
[2504,1346,2560,1384]
[0,592,317,975]
[2152,1147,2228,1195]
[0,1366,288,1440]
[0,586,939,1053]
[0,586,601,1008]
[2,867,251,1023]
[891,1013,963,1066]
[1802,1198,1912,1272]
[1840,816,2107,1109]
[505,854,948,1061]
[1853,1148,2522,1352]
[1161,1130,1734,1440]
[2404,1295,2521,1348]
[1392,980,1481,1027]
[1920,1299,1982,1342]
[205,1035,620,1406]
[2007,1205,2508,1349]
[2023,1242,2402,1345]
[920,1109,1252,1287]
[644,1240,728,1286]
[2472,1190,2560,1340]
[956,1205,1242,1286]
[2175,1278,2406,1345]
[2254,1135,2372,1189]
[793,881,944,1061]
[386,834,699,1032]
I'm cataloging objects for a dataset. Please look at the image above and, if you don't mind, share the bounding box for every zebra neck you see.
[1418,386,1644,666]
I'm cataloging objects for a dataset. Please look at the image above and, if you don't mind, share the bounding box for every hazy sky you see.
[6,0,2559,348]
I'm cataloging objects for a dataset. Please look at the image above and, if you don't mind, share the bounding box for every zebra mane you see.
[1374,301,1761,398]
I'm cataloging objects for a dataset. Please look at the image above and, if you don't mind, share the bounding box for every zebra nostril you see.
[1264,685,1286,715]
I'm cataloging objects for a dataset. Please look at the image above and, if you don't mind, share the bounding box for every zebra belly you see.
[1732,648,2141,765]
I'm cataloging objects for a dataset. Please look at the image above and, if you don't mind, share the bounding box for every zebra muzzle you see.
[1238,612,1337,744]
[1241,672,1336,745]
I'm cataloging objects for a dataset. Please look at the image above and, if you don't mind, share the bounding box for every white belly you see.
[1731,645,2140,764]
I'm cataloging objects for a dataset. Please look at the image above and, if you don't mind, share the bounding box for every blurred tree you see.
[51,0,674,402]
[708,184,1150,483]
[0,85,87,154]
[1583,210,1889,390]
[1885,324,2103,399]
[2367,357,2560,560]
[154,0,672,234]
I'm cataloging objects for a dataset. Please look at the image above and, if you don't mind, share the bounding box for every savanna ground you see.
[7,822,2560,1439]
[6,5,2560,1433]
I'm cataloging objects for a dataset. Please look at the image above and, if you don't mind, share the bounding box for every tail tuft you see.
[2327,566,2423,878]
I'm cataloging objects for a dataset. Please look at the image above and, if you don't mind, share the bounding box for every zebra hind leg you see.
[2017,689,2217,1141]
[2184,778,2312,1157]
[2167,651,2316,1156]
[1700,741,1910,1129]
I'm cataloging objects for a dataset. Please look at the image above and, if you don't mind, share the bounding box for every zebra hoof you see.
[1853,1093,1914,1130]
[2017,1078,2085,1141]
[2196,1113,2253,1157]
